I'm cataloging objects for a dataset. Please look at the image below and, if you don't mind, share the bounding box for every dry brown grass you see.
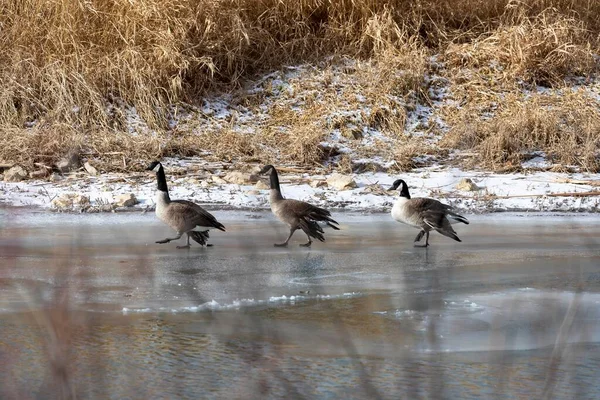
[441,90,600,171]
[1,0,600,172]
[439,7,600,172]
[1,125,84,168]
[181,31,429,168]
[393,138,438,171]
[444,9,597,86]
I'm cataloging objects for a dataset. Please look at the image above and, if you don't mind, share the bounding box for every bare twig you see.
[553,177,600,187]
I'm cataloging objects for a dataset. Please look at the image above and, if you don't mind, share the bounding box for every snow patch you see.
[3,164,600,213]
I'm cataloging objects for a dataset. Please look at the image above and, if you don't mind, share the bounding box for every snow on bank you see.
[1,163,599,213]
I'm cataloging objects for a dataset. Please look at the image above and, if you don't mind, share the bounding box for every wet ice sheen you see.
[373,289,600,352]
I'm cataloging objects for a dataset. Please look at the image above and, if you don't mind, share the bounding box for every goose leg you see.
[156,232,183,244]
[414,231,430,248]
[275,228,296,247]
[176,233,191,249]
[414,230,425,243]
[299,233,312,248]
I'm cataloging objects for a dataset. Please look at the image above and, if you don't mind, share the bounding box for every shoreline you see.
[1,160,599,214]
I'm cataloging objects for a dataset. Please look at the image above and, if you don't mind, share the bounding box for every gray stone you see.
[456,178,480,191]
[84,161,98,176]
[52,193,90,210]
[224,171,259,185]
[211,176,227,185]
[115,193,138,207]
[326,173,357,190]
[4,166,28,182]
[254,180,270,190]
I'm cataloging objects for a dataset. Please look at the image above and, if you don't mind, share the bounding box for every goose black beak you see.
[146,161,161,171]
[258,165,272,175]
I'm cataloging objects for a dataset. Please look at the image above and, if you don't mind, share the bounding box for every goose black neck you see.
[400,185,411,199]
[156,165,169,193]
[269,168,281,192]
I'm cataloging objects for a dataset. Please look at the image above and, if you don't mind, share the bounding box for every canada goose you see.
[258,165,340,247]
[147,161,226,249]
[390,179,469,247]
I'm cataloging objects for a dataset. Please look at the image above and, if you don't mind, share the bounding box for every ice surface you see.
[374,289,600,353]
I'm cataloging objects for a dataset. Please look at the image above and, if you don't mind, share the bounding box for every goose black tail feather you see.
[326,222,340,230]
[189,230,210,246]
[306,208,340,228]
[212,221,227,232]
[448,212,469,225]
[299,218,326,242]
[436,229,461,242]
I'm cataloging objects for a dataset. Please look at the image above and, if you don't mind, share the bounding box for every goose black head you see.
[147,161,162,172]
[258,164,281,190]
[390,179,410,199]
[147,161,168,192]
[258,164,276,175]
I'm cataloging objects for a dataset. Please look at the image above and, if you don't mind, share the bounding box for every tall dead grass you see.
[441,91,600,171]
[1,0,600,171]
[444,8,597,86]
[440,7,600,171]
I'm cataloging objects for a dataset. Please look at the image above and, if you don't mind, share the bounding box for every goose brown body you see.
[148,161,225,248]
[259,165,339,247]
[390,179,468,247]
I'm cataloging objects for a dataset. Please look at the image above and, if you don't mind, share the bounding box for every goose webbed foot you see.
[414,243,429,248]
[299,240,312,248]
[156,233,183,245]
[275,228,296,247]
[176,244,191,249]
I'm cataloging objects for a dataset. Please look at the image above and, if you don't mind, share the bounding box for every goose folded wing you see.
[284,199,332,221]
[412,197,453,210]
[411,198,453,230]
[170,200,222,228]
[422,210,450,231]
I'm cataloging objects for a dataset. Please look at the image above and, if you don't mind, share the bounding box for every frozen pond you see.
[1,208,600,399]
